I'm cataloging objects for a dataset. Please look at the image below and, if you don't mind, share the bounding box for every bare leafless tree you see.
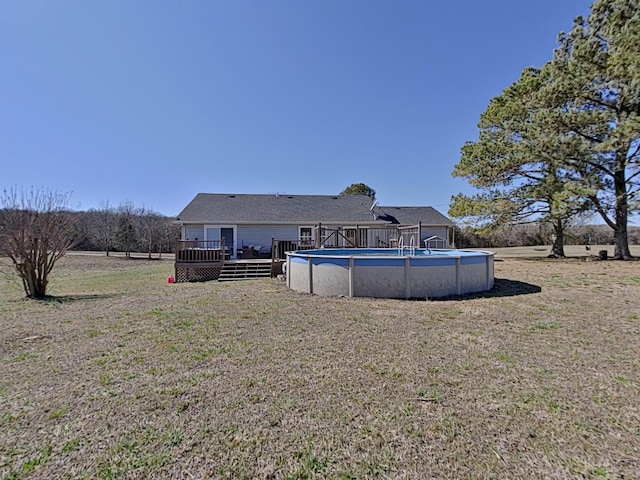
[0,187,77,298]
[161,220,181,257]
[116,201,137,259]
[137,205,166,259]
[92,200,118,256]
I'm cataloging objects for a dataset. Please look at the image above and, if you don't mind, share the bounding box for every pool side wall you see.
[286,251,494,299]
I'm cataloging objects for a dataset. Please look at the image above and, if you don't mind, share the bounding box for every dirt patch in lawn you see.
[1,255,639,479]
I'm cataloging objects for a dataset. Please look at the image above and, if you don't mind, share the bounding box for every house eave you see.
[174,219,453,227]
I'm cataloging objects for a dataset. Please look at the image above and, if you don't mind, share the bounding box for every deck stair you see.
[218,260,272,281]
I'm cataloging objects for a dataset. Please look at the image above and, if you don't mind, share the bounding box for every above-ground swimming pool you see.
[286,248,494,299]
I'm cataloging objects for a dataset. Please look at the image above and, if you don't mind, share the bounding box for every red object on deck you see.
[167,276,175,284]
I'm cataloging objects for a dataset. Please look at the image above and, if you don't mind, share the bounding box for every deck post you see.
[271,237,275,273]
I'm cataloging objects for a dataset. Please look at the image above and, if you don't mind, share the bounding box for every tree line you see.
[72,201,180,258]
[450,0,639,259]
[455,223,640,249]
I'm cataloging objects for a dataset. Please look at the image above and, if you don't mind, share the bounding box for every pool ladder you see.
[398,235,416,256]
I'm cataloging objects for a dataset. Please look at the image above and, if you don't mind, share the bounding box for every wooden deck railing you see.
[270,239,316,260]
[314,225,404,249]
[175,239,227,263]
[271,229,408,257]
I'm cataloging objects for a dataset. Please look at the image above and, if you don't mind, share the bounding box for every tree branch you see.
[588,195,616,229]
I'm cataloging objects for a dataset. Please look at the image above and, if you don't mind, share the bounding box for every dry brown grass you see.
[1,254,639,479]
[473,244,640,259]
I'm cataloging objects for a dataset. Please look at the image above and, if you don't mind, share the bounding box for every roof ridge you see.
[197,193,369,198]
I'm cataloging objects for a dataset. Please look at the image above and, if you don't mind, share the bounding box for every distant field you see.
[1,254,639,478]
[480,244,640,258]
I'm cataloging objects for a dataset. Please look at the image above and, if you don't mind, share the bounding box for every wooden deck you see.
[174,238,286,282]
[174,240,225,282]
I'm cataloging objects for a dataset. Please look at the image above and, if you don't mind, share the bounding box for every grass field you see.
[1,252,639,479]
[477,244,640,259]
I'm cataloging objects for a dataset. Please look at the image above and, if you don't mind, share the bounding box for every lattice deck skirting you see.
[175,262,222,282]
[270,260,285,277]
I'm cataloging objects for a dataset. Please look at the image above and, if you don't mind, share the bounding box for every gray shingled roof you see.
[374,206,455,226]
[176,193,453,226]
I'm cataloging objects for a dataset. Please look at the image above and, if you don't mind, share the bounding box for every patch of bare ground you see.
[1,255,639,479]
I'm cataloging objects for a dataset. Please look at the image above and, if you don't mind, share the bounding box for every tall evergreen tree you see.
[546,0,639,258]
[450,67,586,257]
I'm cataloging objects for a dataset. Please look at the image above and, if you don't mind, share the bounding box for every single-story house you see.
[175,193,455,259]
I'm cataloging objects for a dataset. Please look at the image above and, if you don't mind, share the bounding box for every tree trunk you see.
[613,225,632,259]
[613,165,633,260]
[33,277,47,298]
[550,219,565,257]
[20,263,36,298]
[19,259,48,298]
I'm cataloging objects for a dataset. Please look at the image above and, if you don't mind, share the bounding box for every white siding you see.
[236,225,299,249]
[184,225,204,241]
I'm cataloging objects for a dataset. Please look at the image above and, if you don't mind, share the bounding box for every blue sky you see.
[1,0,592,216]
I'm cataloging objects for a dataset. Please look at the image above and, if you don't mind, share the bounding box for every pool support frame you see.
[286,249,494,299]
